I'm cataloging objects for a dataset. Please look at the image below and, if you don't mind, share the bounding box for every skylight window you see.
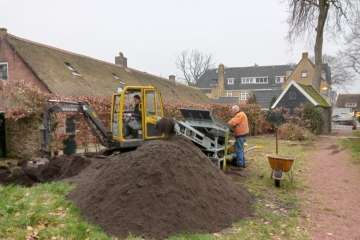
[64,62,81,76]
[112,73,120,80]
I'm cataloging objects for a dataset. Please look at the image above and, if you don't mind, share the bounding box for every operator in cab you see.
[125,94,142,138]
[228,105,249,168]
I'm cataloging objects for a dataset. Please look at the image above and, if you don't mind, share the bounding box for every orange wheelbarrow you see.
[267,155,295,187]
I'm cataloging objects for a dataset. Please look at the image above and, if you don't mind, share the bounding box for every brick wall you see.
[0,32,49,92]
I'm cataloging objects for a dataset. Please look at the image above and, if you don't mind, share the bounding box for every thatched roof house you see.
[0,28,209,103]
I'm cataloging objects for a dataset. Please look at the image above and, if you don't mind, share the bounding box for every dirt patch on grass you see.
[68,137,253,239]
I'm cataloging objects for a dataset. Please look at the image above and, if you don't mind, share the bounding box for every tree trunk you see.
[313,0,329,91]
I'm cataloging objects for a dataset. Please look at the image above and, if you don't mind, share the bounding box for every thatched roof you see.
[5,33,209,103]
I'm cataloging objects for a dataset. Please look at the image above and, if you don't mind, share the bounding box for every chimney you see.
[168,75,176,84]
[115,52,127,68]
[217,64,225,98]
[302,52,309,59]
[0,28,7,39]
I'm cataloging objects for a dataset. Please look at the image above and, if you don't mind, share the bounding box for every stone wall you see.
[5,115,42,159]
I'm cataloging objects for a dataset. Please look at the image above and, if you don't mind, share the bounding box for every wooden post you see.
[275,128,278,155]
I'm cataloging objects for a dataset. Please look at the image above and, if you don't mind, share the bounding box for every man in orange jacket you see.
[228,105,249,168]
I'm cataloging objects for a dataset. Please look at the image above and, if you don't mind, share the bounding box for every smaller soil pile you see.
[69,137,252,239]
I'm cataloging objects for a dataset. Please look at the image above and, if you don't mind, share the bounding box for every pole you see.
[275,128,279,155]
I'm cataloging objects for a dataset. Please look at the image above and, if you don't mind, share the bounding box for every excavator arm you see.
[40,100,116,156]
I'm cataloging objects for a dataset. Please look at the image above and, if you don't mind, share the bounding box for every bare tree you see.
[287,0,358,91]
[176,49,214,86]
[322,54,354,86]
[341,15,360,74]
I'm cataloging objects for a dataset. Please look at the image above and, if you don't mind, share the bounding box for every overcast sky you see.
[1,0,359,92]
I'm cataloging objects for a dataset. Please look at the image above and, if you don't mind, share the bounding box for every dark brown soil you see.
[38,155,91,181]
[69,137,253,239]
[156,117,176,137]
[0,165,35,186]
[0,155,91,186]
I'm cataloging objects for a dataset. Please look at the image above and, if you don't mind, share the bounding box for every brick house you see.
[0,27,209,157]
[197,52,331,109]
[336,94,360,112]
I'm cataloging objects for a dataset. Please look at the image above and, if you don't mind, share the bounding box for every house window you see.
[240,92,248,101]
[255,77,268,84]
[226,91,232,97]
[321,70,326,80]
[241,77,252,84]
[64,62,81,76]
[227,78,235,85]
[241,76,268,84]
[289,91,297,100]
[275,76,285,84]
[345,103,357,108]
[210,78,218,87]
[0,62,8,80]
[301,71,308,78]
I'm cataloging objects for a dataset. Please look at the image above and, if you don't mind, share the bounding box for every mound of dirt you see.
[69,137,253,239]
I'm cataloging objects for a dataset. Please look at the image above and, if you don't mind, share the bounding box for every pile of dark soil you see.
[69,137,253,239]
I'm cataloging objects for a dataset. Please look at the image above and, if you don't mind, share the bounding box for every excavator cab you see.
[111,86,164,147]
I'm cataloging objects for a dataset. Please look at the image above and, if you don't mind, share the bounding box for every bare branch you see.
[287,0,358,90]
[175,49,214,86]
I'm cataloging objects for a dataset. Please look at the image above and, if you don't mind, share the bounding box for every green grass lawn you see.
[0,136,311,240]
[341,130,360,162]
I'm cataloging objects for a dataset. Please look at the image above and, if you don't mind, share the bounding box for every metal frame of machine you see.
[175,109,230,168]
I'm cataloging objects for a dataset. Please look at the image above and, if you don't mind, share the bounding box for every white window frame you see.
[241,76,268,84]
[255,76,268,84]
[345,102,357,108]
[240,92,248,101]
[226,91,233,97]
[301,71,308,78]
[275,76,285,84]
[227,77,235,85]
[0,62,9,80]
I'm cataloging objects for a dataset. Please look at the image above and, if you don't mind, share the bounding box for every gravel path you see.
[303,135,360,240]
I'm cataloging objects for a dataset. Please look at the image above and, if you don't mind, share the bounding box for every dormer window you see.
[275,76,285,83]
[227,78,235,85]
[64,62,81,76]
[0,62,8,80]
[112,73,120,80]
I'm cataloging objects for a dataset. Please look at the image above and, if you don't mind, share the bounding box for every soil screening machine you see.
[40,85,235,168]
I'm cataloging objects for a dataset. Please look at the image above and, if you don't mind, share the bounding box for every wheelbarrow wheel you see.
[274,179,281,187]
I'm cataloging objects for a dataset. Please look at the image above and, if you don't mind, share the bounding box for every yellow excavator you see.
[41,85,233,168]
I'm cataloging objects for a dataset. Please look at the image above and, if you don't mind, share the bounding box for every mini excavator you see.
[40,85,235,168]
